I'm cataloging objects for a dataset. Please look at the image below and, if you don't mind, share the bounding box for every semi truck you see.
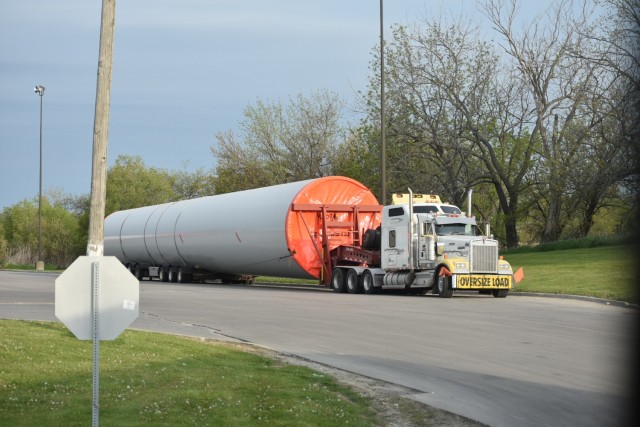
[104,176,518,297]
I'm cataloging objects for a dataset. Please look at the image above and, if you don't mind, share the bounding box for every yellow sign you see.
[456,274,512,289]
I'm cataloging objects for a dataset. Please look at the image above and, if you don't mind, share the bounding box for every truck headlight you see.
[455,262,469,273]
[498,262,513,274]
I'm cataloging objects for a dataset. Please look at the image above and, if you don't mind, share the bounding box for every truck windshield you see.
[435,223,482,236]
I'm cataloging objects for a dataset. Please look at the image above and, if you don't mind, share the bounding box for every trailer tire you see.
[362,270,377,294]
[158,266,169,282]
[133,264,143,281]
[437,272,454,298]
[346,269,361,294]
[492,289,509,298]
[177,267,185,284]
[331,268,346,293]
[168,267,178,283]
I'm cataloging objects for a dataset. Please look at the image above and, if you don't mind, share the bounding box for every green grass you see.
[504,244,638,303]
[502,234,636,254]
[0,263,60,271]
[0,320,375,426]
[256,276,318,285]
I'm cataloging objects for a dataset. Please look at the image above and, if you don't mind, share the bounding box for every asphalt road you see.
[0,270,636,427]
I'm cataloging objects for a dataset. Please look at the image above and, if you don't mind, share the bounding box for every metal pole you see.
[34,85,45,271]
[379,0,386,205]
[92,261,100,427]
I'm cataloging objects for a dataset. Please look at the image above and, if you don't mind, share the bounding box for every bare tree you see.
[364,18,537,247]
[212,90,345,193]
[482,0,628,242]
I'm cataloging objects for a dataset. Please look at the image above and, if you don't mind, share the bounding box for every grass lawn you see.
[504,245,638,303]
[0,320,375,426]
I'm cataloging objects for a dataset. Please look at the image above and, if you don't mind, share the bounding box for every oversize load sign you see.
[55,256,139,340]
[455,274,512,289]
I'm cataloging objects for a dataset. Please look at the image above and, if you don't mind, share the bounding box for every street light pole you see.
[379,0,386,205]
[34,85,45,271]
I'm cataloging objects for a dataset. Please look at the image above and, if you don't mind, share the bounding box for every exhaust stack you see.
[467,189,473,217]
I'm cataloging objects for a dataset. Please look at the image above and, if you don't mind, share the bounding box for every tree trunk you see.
[504,212,519,249]
[541,195,563,243]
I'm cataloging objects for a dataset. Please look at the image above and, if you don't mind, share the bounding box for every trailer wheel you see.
[362,270,377,295]
[346,269,361,294]
[168,267,178,283]
[133,264,143,281]
[437,272,454,298]
[331,268,346,293]
[176,268,193,284]
[158,266,169,282]
[492,289,509,298]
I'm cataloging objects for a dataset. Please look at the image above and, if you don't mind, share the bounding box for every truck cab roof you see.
[412,203,462,215]
[385,203,463,217]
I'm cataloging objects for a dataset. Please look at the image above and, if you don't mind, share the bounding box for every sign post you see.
[92,261,100,426]
[55,256,138,426]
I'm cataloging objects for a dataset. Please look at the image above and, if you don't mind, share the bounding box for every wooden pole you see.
[87,0,116,257]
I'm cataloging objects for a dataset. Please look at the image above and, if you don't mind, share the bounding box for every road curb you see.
[512,291,638,309]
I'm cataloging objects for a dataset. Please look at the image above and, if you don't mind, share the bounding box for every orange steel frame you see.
[291,203,382,286]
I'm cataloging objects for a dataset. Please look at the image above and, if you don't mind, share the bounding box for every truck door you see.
[381,206,410,270]
[418,220,436,264]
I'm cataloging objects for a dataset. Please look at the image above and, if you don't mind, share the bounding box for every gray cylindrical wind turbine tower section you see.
[104,176,380,280]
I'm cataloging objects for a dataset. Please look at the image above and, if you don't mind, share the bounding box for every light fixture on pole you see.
[34,84,45,271]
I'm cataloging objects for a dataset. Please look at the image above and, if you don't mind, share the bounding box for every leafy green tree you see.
[0,198,84,267]
[172,167,216,200]
[105,155,177,215]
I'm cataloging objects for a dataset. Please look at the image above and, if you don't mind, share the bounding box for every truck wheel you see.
[437,272,454,298]
[492,289,509,298]
[331,268,346,293]
[362,270,377,295]
[346,269,361,294]
[133,264,143,281]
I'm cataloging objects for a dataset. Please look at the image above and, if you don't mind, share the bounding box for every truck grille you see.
[470,240,498,273]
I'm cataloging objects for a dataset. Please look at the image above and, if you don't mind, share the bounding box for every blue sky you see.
[0,0,555,209]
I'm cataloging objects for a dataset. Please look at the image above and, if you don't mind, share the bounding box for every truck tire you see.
[346,269,361,294]
[492,289,509,298]
[177,267,185,284]
[362,227,381,250]
[437,272,454,298]
[331,268,346,293]
[362,270,377,294]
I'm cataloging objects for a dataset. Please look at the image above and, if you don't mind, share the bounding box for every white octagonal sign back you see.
[55,256,139,340]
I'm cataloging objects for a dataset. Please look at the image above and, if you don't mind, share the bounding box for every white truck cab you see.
[373,192,513,297]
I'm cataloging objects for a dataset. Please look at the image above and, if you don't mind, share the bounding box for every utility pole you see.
[87,0,116,257]
[379,0,386,205]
